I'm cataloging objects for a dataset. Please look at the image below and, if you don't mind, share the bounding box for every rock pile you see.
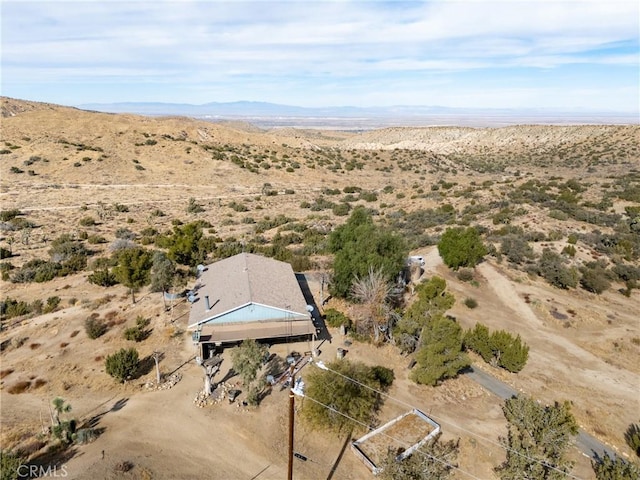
[193,382,241,408]
[144,372,182,391]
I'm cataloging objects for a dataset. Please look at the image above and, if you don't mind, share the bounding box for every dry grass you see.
[7,380,32,394]
[32,378,47,389]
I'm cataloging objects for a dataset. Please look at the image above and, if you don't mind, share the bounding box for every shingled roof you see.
[187,253,311,329]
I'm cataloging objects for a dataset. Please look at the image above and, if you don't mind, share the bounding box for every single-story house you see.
[187,253,317,356]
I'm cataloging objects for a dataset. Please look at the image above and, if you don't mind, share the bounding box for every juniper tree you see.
[496,395,578,480]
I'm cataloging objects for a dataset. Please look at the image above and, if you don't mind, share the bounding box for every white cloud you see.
[1,0,638,110]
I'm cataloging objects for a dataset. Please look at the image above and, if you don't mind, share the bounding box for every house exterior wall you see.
[202,303,308,325]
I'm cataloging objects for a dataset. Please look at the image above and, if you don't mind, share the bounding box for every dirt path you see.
[475,261,639,449]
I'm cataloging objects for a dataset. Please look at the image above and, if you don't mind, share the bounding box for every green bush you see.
[465,323,529,373]
[1,450,24,480]
[0,209,22,222]
[579,264,611,294]
[324,308,352,328]
[411,316,470,386]
[331,203,351,216]
[88,268,118,287]
[438,227,487,270]
[79,216,97,227]
[328,207,407,298]
[124,316,151,342]
[105,348,139,382]
[625,423,640,457]
[464,323,493,362]
[456,268,475,282]
[537,249,578,289]
[464,297,478,309]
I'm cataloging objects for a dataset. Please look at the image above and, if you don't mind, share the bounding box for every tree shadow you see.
[220,368,237,384]
[166,356,195,377]
[133,356,156,379]
[110,398,128,412]
[326,430,352,480]
[28,444,81,471]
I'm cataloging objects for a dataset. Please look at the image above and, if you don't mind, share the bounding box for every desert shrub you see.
[0,247,11,260]
[85,317,108,339]
[105,348,139,382]
[123,316,151,342]
[0,297,33,320]
[464,297,478,309]
[75,427,99,444]
[1,450,24,479]
[536,248,578,289]
[112,203,129,213]
[184,197,204,214]
[562,244,576,257]
[579,265,611,294]
[79,216,97,227]
[88,268,118,287]
[87,234,107,244]
[612,264,640,283]
[115,228,136,240]
[332,203,351,216]
[548,209,569,221]
[624,423,640,457]
[358,191,378,202]
[456,268,475,282]
[500,235,535,264]
[0,209,22,222]
[44,296,61,313]
[228,201,248,212]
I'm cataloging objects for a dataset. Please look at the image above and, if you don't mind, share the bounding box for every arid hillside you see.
[1,97,639,479]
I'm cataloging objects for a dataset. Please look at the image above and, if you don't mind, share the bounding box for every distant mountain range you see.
[77,101,639,128]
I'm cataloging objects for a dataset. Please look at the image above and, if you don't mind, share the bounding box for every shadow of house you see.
[296,273,331,342]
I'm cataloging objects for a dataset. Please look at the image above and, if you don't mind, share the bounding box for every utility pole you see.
[287,363,295,480]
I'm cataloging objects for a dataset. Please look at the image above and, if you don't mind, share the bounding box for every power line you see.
[311,360,583,480]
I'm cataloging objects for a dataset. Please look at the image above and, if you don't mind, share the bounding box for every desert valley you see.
[1,96,639,480]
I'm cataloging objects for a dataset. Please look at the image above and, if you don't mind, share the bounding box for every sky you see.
[1,0,639,112]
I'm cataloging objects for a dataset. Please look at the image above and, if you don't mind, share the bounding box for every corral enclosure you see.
[351,409,441,474]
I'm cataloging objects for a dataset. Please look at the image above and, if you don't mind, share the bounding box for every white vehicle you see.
[408,255,425,267]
